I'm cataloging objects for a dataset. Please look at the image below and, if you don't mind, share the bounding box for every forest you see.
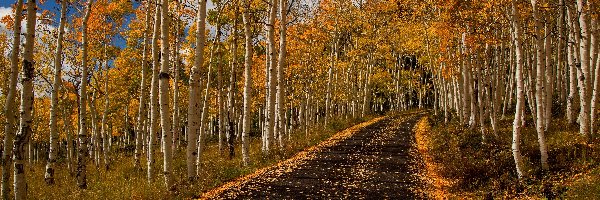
[0,0,599,199]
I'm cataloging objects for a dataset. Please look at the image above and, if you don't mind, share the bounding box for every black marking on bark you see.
[15,163,24,174]
[22,60,35,81]
[159,72,170,79]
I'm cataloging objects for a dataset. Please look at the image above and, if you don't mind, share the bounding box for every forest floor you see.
[10,111,385,199]
[202,110,427,199]
[415,111,600,199]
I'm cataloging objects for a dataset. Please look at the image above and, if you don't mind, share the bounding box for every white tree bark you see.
[148,0,161,182]
[172,0,181,156]
[89,92,100,168]
[265,0,279,153]
[460,33,470,125]
[362,63,372,117]
[567,7,577,125]
[241,0,253,165]
[187,0,206,180]
[577,0,592,139]
[13,0,37,197]
[227,2,239,158]
[76,1,93,189]
[62,105,73,176]
[276,0,287,148]
[45,0,67,185]
[101,47,110,170]
[531,0,549,171]
[1,0,23,196]
[135,1,152,170]
[197,39,215,175]
[511,0,526,179]
[160,0,173,189]
[590,18,600,136]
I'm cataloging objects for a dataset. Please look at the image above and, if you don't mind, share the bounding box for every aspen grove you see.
[0,0,599,198]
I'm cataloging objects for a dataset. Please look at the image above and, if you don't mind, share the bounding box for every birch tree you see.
[530,0,549,171]
[187,0,206,180]
[135,0,152,170]
[566,6,577,125]
[76,1,93,189]
[241,0,253,165]
[276,0,288,147]
[13,0,37,197]
[577,0,592,140]
[264,0,279,153]
[172,0,181,156]
[1,0,24,197]
[148,0,161,182]
[511,0,526,179]
[159,0,174,189]
[45,0,68,184]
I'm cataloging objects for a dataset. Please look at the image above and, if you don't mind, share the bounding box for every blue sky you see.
[0,0,131,48]
[0,0,217,49]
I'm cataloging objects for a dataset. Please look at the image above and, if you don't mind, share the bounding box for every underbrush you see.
[4,115,375,199]
[415,113,600,199]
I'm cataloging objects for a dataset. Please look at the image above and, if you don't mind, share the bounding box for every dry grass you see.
[418,112,600,199]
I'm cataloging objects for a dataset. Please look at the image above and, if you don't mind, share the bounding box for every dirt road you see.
[204,113,426,199]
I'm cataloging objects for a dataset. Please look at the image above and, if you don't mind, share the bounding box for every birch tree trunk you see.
[172,0,181,156]
[135,1,152,171]
[148,0,161,182]
[227,2,239,158]
[590,18,600,136]
[567,7,577,125]
[197,39,215,175]
[159,0,173,189]
[531,0,549,171]
[76,1,92,189]
[13,0,37,196]
[45,0,67,185]
[362,64,372,117]
[577,0,592,140]
[1,0,24,197]
[187,0,206,180]
[241,0,253,165]
[276,0,287,148]
[215,20,224,153]
[265,0,279,153]
[89,93,100,168]
[62,106,73,176]
[460,33,470,125]
[511,0,526,179]
[101,48,110,170]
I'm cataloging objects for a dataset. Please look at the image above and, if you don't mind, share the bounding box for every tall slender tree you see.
[76,0,93,189]
[276,0,287,147]
[13,0,37,197]
[159,0,174,189]
[265,0,279,153]
[2,0,24,197]
[241,0,253,165]
[187,0,207,180]
[511,0,526,179]
[135,0,152,170]
[45,0,68,185]
[148,0,161,182]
